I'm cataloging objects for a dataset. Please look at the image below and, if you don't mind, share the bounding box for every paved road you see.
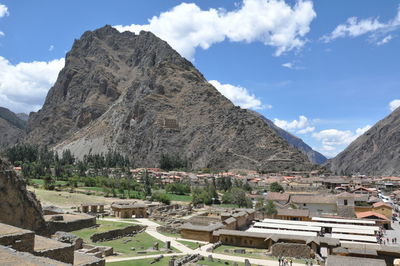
[103,218,306,265]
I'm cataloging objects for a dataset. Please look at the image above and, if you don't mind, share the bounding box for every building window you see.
[344,200,348,206]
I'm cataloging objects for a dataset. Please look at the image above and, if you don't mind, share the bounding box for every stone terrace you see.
[0,222,35,252]
[33,235,74,264]
[0,245,69,266]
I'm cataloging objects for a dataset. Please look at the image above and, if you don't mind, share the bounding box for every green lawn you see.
[166,193,192,202]
[30,179,68,186]
[176,240,201,249]
[72,220,133,242]
[108,257,245,266]
[158,231,180,238]
[214,245,310,264]
[72,220,177,257]
[80,186,104,192]
[97,232,176,257]
[108,257,173,266]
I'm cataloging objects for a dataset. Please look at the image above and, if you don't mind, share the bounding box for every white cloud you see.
[0,56,65,113]
[48,45,54,52]
[297,126,315,134]
[0,4,9,18]
[209,80,270,110]
[312,125,371,157]
[114,0,316,59]
[377,35,393,46]
[0,31,4,37]
[274,115,314,134]
[321,7,400,44]
[390,99,400,112]
[282,62,293,69]
[282,61,304,70]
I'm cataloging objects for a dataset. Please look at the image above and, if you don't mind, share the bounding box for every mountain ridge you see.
[249,110,327,164]
[25,25,314,172]
[326,107,400,176]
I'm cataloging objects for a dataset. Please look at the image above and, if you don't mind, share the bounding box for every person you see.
[278,256,281,266]
[310,260,313,266]
[289,258,293,266]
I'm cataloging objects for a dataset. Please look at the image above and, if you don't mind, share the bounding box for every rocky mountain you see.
[0,107,26,149]
[26,25,313,171]
[250,111,327,164]
[16,113,29,121]
[327,107,400,176]
[0,158,46,232]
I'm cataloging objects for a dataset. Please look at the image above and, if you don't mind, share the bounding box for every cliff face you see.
[26,25,312,171]
[0,107,26,149]
[327,107,400,176]
[0,158,46,232]
[250,111,327,164]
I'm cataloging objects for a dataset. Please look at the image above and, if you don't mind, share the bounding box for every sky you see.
[0,0,399,158]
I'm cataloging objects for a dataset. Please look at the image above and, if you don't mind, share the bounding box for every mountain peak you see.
[25,26,313,171]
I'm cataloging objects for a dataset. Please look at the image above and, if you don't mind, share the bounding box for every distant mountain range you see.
[327,106,400,176]
[249,111,327,164]
[0,107,26,148]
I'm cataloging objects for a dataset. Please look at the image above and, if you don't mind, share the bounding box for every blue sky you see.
[0,0,399,158]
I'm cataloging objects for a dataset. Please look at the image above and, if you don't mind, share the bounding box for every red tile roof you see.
[356,211,390,221]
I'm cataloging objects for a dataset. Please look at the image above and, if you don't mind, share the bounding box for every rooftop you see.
[373,202,392,209]
[181,222,224,232]
[266,192,290,202]
[291,194,337,204]
[277,208,310,217]
[356,211,390,221]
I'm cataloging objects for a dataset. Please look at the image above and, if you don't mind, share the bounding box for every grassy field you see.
[166,193,192,202]
[72,220,177,257]
[108,256,245,266]
[72,220,132,241]
[214,245,310,264]
[176,240,201,249]
[30,179,68,186]
[158,232,180,238]
[96,233,174,257]
[29,188,119,208]
[108,257,173,266]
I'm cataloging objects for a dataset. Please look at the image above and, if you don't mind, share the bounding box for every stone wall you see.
[90,225,146,242]
[0,231,35,252]
[47,215,96,234]
[51,231,83,250]
[180,229,212,242]
[33,244,75,264]
[271,243,313,258]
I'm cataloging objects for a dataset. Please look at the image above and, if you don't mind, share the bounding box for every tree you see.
[255,198,265,211]
[43,174,55,190]
[269,182,284,192]
[152,191,171,205]
[159,153,188,171]
[265,200,277,215]
[142,171,152,196]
